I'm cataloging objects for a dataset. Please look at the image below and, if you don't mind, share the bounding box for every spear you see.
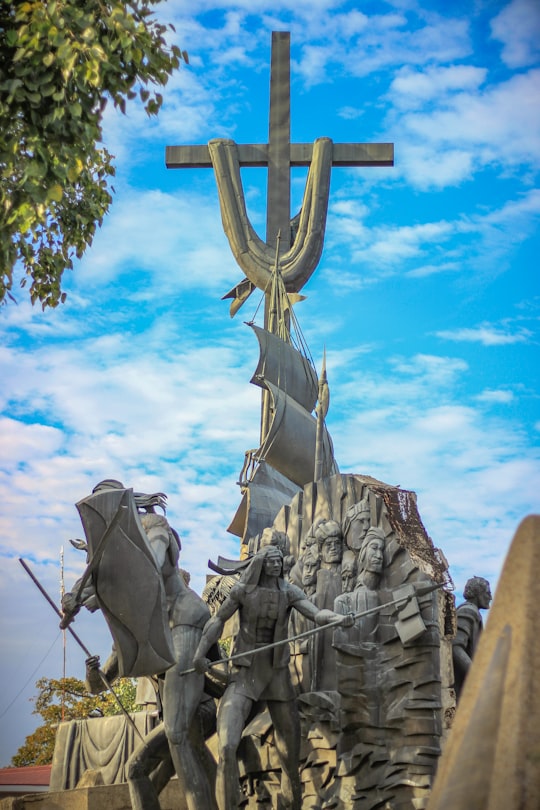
[181,580,444,675]
[19,557,147,746]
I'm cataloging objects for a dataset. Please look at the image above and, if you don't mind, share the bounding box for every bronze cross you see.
[166,32,394,252]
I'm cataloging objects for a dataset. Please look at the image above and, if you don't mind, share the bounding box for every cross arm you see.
[165,142,394,169]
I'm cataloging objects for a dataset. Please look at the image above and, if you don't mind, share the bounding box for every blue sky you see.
[1,0,539,766]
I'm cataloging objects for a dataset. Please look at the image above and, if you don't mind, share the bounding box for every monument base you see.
[0,779,186,810]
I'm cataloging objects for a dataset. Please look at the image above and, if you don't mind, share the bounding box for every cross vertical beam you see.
[267,32,291,252]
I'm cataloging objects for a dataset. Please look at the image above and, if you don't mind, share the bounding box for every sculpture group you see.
[43,29,501,810]
[58,472,468,810]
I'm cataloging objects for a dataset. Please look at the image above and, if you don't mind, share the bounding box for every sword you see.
[181,580,444,675]
[19,557,147,747]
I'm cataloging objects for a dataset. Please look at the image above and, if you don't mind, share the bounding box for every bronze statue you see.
[312,519,344,690]
[289,546,320,691]
[63,480,218,810]
[316,519,343,573]
[192,544,352,810]
[452,575,492,699]
[334,527,385,645]
[343,497,371,551]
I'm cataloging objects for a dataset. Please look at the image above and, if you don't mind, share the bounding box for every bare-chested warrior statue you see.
[62,480,219,810]
[193,544,353,810]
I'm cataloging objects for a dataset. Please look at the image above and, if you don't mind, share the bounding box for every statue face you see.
[341,564,356,592]
[364,538,384,574]
[302,557,318,586]
[356,516,370,538]
[261,527,275,546]
[263,552,282,578]
[321,534,343,564]
[300,535,316,555]
[478,582,492,609]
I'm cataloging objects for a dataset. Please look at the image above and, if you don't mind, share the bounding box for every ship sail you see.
[228,317,337,544]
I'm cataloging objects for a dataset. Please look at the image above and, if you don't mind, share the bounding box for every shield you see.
[76,487,175,678]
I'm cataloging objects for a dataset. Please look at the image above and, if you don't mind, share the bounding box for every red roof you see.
[0,764,51,787]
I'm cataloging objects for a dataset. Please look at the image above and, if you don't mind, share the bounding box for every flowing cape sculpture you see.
[76,486,175,677]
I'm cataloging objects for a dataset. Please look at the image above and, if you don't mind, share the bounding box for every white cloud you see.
[74,187,235,293]
[337,105,365,120]
[435,324,533,346]
[490,0,540,68]
[296,11,470,84]
[330,351,539,595]
[406,261,461,278]
[327,208,456,272]
[389,65,487,109]
[392,69,540,184]
[476,389,515,404]
[325,187,540,284]
[398,144,475,189]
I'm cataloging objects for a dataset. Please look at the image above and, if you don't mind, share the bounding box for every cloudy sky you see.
[1,0,539,766]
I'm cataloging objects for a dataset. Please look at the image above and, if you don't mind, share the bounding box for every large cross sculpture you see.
[166,32,393,315]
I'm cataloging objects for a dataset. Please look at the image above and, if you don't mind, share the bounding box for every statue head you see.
[260,527,290,556]
[242,545,284,591]
[315,520,343,565]
[301,547,320,588]
[92,478,125,493]
[299,530,317,558]
[463,576,492,610]
[92,480,168,515]
[343,498,371,550]
[357,527,385,577]
[341,550,357,593]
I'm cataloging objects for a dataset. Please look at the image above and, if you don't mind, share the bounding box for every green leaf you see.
[1,0,187,309]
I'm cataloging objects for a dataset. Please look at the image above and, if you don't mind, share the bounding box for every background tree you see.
[0,0,186,309]
[11,675,139,766]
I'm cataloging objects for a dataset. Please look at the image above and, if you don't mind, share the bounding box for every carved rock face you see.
[363,537,384,575]
[262,552,282,578]
[302,557,319,587]
[321,535,343,564]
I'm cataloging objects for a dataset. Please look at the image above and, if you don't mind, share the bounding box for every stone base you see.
[0,780,186,810]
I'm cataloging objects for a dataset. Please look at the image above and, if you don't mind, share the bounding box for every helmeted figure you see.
[452,575,492,699]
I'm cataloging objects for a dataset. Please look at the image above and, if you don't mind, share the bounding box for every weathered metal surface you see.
[165,141,394,169]
[232,473,454,810]
[249,324,318,413]
[166,32,394,310]
[267,31,291,250]
[228,460,300,541]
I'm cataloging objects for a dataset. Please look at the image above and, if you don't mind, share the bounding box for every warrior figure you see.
[63,480,218,810]
[193,545,353,810]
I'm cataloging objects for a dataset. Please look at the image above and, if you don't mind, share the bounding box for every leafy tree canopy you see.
[12,675,139,766]
[0,0,186,309]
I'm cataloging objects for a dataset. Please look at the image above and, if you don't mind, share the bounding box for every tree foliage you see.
[11,675,139,766]
[0,0,186,308]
